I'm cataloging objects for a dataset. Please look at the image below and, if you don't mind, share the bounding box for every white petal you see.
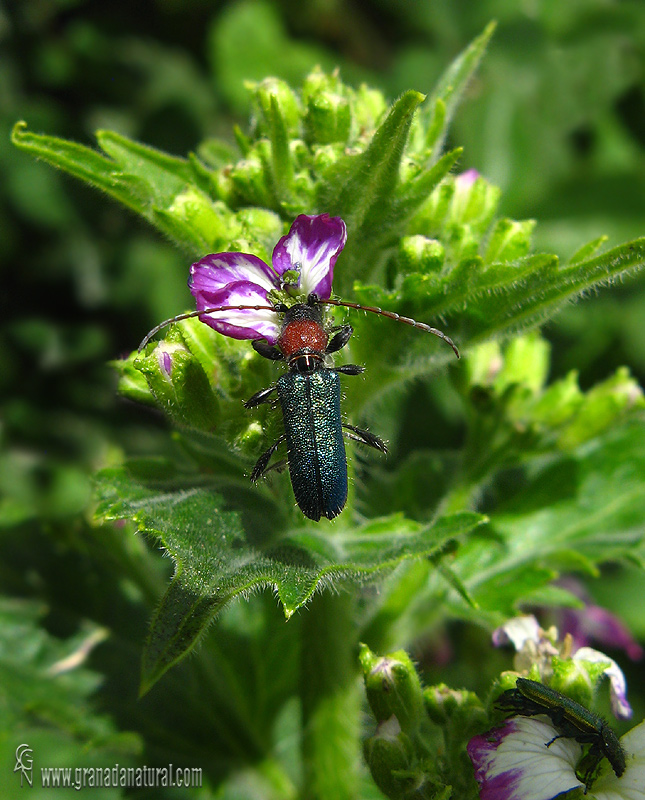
[469,716,584,800]
[492,616,542,651]
[574,647,632,720]
[590,720,645,800]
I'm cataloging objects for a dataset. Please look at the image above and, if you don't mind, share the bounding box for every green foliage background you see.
[2,1,645,798]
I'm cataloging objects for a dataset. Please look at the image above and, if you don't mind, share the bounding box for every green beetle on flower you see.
[140,213,458,520]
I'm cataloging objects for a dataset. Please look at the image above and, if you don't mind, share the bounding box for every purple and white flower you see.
[468,715,585,800]
[188,213,347,345]
[469,715,645,800]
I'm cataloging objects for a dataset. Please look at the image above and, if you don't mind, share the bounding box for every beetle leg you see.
[250,435,287,481]
[245,385,277,408]
[261,458,288,475]
[333,364,365,376]
[343,423,387,454]
[326,325,353,354]
[252,339,284,361]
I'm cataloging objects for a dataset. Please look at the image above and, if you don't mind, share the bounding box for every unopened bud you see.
[360,644,424,735]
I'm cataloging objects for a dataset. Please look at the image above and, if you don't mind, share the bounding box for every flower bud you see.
[251,77,302,138]
[230,148,271,207]
[484,218,536,262]
[167,189,241,251]
[449,170,501,231]
[235,207,283,260]
[312,143,344,173]
[136,343,219,431]
[496,334,550,394]
[363,717,418,800]
[549,655,604,709]
[360,644,425,735]
[398,235,445,275]
[555,367,644,450]
[302,69,351,145]
[424,684,486,729]
[353,85,388,135]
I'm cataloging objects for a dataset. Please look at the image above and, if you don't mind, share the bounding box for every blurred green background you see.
[2,0,645,795]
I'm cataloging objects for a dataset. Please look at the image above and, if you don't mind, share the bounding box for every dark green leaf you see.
[388,422,645,636]
[95,464,484,690]
[0,597,140,756]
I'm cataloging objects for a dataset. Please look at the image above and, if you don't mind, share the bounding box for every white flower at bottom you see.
[469,716,645,800]
[468,715,585,800]
[588,720,645,800]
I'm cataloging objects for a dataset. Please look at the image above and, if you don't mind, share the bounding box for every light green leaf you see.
[467,422,645,613]
[12,122,209,254]
[347,238,645,384]
[420,21,497,157]
[318,90,427,291]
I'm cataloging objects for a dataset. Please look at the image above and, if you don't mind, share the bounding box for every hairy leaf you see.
[95,464,484,690]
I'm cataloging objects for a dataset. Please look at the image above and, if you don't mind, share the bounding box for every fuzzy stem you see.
[300,591,360,800]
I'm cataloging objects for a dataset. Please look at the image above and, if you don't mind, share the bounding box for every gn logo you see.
[14,744,33,787]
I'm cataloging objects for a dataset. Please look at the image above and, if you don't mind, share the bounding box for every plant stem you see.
[300,590,360,800]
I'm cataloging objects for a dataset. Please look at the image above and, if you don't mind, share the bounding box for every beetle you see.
[497,677,626,781]
[139,293,459,521]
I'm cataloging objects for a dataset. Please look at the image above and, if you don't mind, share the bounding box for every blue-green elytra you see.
[497,677,626,781]
[140,293,459,521]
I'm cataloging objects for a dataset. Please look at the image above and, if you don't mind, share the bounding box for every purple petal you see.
[159,349,173,377]
[561,604,644,663]
[468,717,584,800]
[271,213,346,299]
[191,280,281,344]
[456,168,480,187]
[189,251,279,300]
[189,251,282,343]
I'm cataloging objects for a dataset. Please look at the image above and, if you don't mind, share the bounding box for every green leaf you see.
[94,463,484,690]
[12,121,150,215]
[567,235,609,264]
[347,238,645,383]
[11,121,212,254]
[468,422,645,612]
[95,129,195,205]
[0,597,140,756]
[392,147,464,227]
[366,422,645,651]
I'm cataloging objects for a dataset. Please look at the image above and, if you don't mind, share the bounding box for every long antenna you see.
[319,297,460,359]
[138,304,277,351]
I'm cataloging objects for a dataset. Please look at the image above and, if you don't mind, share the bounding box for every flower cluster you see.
[468,615,645,800]
[492,614,633,720]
